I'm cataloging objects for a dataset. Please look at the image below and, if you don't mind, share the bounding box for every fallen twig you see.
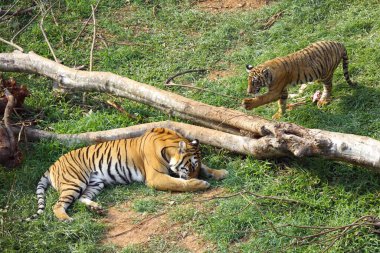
[165,82,240,100]
[106,212,166,238]
[194,190,303,205]
[3,89,17,155]
[0,6,35,18]
[71,0,101,46]
[165,69,207,84]
[39,5,58,62]
[89,4,97,71]
[0,37,24,52]
[262,10,285,30]
[11,9,42,43]
[106,100,138,120]
[0,0,21,20]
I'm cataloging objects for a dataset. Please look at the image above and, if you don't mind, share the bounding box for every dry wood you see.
[1,51,380,170]
[0,89,22,168]
[11,121,273,157]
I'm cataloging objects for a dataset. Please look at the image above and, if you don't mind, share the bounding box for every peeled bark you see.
[1,51,380,170]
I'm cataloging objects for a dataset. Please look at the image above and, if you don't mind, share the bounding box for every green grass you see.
[1,0,380,252]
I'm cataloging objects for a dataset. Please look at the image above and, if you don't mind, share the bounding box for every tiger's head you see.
[246,65,272,95]
[166,139,201,180]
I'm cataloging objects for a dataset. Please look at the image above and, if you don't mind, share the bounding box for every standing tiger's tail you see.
[24,172,51,221]
[342,47,355,87]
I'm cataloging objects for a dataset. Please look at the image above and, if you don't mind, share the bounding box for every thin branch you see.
[106,100,137,119]
[0,0,21,20]
[165,82,240,100]
[165,69,207,84]
[0,6,35,18]
[0,37,24,52]
[89,4,97,71]
[71,0,101,46]
[3,89,17,155]
[194,190,304,205]
[11,9,42,42]
[39,5,58,62]
[106,212,166,238]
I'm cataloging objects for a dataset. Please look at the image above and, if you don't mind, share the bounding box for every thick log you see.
[11,121,288,158]
[1,51,380,170]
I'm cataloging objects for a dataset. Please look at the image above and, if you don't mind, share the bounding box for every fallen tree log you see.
[11,121,288,158]
[1,51,380,170]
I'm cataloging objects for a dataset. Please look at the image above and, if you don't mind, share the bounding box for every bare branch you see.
[89,4,97,71]
[2,51,380,170]
[0,37,24,52]
[165,82,239,100]
[39,5,58,62]
[71,0,101,46]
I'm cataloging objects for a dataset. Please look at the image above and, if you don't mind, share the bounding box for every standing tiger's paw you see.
[212,169,229,181]
[187,179,211,190]
[242,98,255,110]
[317,99,331,108]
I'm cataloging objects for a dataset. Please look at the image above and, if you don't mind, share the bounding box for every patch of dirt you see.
[208,68,237,81]
[102,188,226,252]
[196,0,271,12]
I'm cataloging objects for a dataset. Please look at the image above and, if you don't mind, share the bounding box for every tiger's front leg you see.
[272,89,288,119]
[200,164,228,181]
[146,173,210,192]
[242,91,280,110]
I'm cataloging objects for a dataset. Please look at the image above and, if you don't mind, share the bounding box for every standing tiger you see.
[242,41,355,119]
[27,128,228,221]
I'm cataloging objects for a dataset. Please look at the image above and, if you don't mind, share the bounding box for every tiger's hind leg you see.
[53,184,85,221]
[318,75,333,107]
[78,174,105,215]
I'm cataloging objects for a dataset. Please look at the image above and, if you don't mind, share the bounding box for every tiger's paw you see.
[242,98,256,110]
[212,169,229,181]
[59,217,74,223]
[317,99,331,108]
[187,179,211,190]
[89,205,106,215]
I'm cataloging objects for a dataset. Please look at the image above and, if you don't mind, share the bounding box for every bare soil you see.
[195,0,270,12]
[102,188,226,252]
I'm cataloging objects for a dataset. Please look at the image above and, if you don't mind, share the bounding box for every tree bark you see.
[11,121,288,158]
[1,51,380,170]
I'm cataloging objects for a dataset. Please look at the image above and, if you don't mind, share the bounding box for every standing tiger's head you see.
[246,65,272,95]
[166,139,201,180]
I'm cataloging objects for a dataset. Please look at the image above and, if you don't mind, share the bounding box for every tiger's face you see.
[168,139,200,179]
[246,65,272,95]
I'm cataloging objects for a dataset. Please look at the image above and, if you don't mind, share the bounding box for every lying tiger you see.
[27,128,228,221]
[242,41,355,119]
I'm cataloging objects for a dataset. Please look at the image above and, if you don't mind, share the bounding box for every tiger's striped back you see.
[243,41,355,118]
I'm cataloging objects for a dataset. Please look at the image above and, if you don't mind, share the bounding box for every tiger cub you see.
[242,41,355,119]
[27,128,228,221]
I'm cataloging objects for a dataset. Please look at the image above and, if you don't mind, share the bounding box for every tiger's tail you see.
[25,171,51,221]
[342,47,355,87]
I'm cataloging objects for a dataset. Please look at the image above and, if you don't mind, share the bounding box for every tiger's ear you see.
[178,141,186,154]
[190,139,199,147]
[262,68,271,82]
[246,64,253,73]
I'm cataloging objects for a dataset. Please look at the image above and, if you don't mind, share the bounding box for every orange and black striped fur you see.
[28,128,228,221]
[242,41,355,119]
